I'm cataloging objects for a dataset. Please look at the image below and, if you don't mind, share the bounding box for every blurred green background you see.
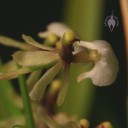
[0,0,127,128]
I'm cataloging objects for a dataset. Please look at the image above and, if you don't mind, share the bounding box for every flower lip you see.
[75,40,119,86]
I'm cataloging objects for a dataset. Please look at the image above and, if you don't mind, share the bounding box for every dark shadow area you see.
[90,1,127,128]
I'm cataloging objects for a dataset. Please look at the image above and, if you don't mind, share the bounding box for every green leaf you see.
[0,59,22,119]
[12,125,25,128]
[13,51,60,66]
[0,81,22,119]
[0,116,24,128]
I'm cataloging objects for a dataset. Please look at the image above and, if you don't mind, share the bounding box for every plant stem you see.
[59,0,104,119]
[18,66,35,128]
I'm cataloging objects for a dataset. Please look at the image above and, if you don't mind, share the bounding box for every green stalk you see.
[17,65,35,128]
[60,1,126,128]
[58,0,104,119]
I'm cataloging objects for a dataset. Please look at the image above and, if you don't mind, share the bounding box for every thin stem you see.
[17,65,35,128]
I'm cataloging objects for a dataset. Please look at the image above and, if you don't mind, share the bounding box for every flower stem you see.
[17,65,35,128]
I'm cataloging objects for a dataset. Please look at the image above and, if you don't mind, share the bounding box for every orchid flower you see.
[0,22,119,107]
[0,30,77,106]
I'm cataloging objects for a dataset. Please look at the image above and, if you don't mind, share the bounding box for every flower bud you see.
[96,122,113,128]
[44,33,58,46]
[49,79,61,94]
[62,31,76,46]
[79,119,89,128]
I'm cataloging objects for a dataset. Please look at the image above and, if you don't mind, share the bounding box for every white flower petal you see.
[77,40,96,49]
[38,22,72,38]
[77,40,119,86]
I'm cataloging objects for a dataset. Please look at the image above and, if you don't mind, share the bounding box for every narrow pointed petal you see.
[22,34,55,51]
[0,66,43,80]
[26,70,42,92]
[57,64,70,106]
[13,51,59,66]
[0,35,36,50]
[29,61,62,101]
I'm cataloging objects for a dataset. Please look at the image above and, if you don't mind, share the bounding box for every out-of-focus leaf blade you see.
[0,59,22,119]
[0,116,24,128]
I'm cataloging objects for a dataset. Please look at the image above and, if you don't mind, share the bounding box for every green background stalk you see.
[18,66,35,128]
[58,0,104,119]
[58,0,127,128]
